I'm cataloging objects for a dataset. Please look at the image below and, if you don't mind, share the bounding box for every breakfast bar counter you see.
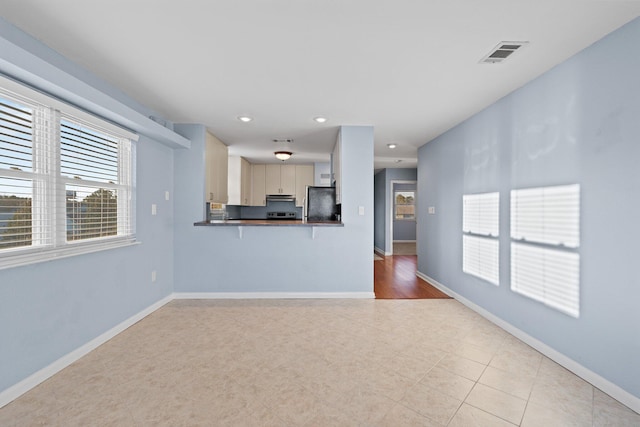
[194,219,344,227]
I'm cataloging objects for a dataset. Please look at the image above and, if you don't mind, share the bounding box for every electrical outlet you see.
[151,270,157,282]
[151,204,157,215]
[358,206,365,216]
[165,191,170,201]
[428,206,436,214]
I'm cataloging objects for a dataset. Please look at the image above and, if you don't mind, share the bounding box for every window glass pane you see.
[0,96,33,172]
[66,185,117,241]
[0,177,32,248]
[60,119,118,183]
[395,191,415,219]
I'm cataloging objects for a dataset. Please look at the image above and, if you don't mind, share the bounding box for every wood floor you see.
[374,254,451,299]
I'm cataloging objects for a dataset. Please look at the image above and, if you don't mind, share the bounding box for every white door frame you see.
[388,180,417,255]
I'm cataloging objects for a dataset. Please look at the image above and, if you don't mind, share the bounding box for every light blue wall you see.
[314,162,331,186]
[417,18,640,399]
[373,170,386,252]
[173,125,374,293]
[0,19,176,393]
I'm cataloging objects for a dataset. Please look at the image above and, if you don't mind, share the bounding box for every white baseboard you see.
[173,292,375,299]
[374,246,391,256]
[416,271,640,414]
[393,240,416,243]
[0,294,173,409]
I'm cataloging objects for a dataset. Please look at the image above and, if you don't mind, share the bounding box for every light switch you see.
[358,206,365,216]
[165,191,170,201]
[428,206,435,214]
[151,204,157,215]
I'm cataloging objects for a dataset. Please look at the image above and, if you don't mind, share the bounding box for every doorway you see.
[389,180,417,256]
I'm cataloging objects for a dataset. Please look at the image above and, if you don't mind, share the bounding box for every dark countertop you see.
[194,219,344,227]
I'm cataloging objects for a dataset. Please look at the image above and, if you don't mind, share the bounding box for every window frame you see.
[0,75,138,270]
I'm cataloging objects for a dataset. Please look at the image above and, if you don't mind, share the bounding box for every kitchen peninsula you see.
[173,123,373,297]
[194,219,343,227]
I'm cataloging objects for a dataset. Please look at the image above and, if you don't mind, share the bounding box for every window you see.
[395,191,415,220]
[510,184,580,318]
[462,192,499,285]
[0,77,137,269]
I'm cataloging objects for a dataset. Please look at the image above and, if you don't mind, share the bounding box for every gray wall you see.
[173,125,374,294]
[0,20,176,392]
[417,18,640,400]
[373,170,386,252]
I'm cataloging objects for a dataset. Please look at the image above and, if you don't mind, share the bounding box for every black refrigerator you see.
[306,186,338,221]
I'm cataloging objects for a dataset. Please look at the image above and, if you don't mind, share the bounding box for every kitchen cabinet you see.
[295,165,314,208]
[228,156,251,205]
[205,131,228,204]
[251,164,266,206]
[265,164,295,195]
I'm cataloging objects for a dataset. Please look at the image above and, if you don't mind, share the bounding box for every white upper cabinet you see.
[228,156,251,205]
[251,164,266,206]
[265,164,296,195]
[205,131,228,204]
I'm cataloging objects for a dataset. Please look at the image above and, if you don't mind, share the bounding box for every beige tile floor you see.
[1,299,638,426]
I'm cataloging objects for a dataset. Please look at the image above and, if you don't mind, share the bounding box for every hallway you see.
[374,254,451,299]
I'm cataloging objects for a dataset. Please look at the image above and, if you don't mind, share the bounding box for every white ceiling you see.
[1,1,639,169]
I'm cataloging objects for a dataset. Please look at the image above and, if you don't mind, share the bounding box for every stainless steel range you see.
[267,211,296,220]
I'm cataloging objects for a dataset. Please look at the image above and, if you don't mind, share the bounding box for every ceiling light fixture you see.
[387,143,397,149]
[395,159,402,163]
[314,117,327,123]
[237,116,252,123]
[274,151,292,161]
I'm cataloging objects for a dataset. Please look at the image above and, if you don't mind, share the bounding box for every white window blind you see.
[510,184,581,317]
[462,191,500,285]
[0,76,137,270]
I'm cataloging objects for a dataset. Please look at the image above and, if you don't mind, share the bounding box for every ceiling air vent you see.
[480,41,528,64]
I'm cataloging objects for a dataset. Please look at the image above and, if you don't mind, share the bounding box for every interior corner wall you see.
[374,170,387,252]
[417,17,640,400]
[0,20,176,395]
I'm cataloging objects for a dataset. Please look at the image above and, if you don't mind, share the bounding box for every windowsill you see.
[0,238,140,271]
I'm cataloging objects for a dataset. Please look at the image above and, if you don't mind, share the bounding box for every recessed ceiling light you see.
[314,117,327,123]
[237,116,252,123]
[395,159,402,163]
[387,143,397,149]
